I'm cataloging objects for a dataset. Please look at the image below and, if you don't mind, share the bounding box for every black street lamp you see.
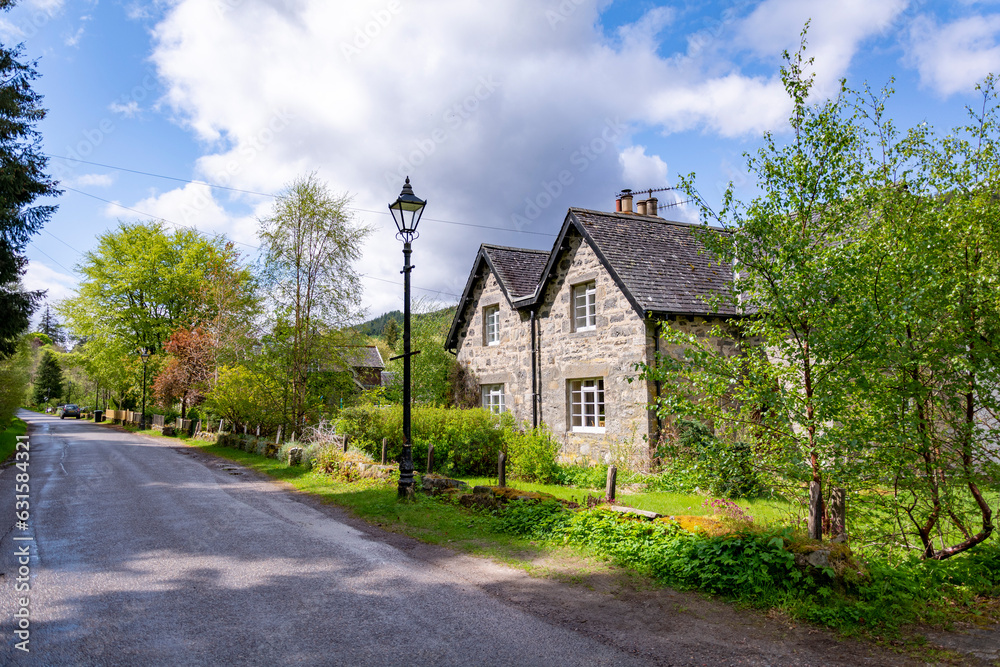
[139,348,150,430]
[388,177,426,498]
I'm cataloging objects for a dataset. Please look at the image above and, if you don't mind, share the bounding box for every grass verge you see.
[0,417,27,462]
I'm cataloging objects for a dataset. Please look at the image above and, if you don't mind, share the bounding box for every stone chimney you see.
[636,199,647,215]
[620,189,633,213]
[647,197,657,216]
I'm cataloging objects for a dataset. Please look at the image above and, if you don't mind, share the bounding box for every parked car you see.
[59,404,81,419]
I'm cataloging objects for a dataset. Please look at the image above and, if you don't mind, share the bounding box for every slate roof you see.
[482,245,549,299]
[340,346,385,369]
[445,207,738,350]
[567,208,737,316]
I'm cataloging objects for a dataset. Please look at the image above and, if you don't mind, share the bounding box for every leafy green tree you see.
[659,35,870,535]
[642,34,998,557]
[0,1,60,358]
[0,336,31,423]
[61,221,248,354]
[33,349,62,404]
[844,78,1000,559]
[385,302,456,405]
[258,173,372,426]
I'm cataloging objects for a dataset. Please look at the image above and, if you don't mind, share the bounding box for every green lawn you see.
[456,475,794,523]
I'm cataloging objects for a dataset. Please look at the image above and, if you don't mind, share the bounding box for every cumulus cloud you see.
[905,14,1000,96]
[119,182,263,250]
[619,145,669,187]
[23,260,77,303]
[735,0,908,94]
[69,173,115,187]
[136,0,902,315]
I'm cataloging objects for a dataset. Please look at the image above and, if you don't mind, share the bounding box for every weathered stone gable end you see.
[454,269,533,413]
[536,230,653,468]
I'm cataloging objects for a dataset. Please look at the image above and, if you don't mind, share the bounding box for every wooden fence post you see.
[426,445,434,474]
[498,451,507,488]
[605,465,617,502]
[276,425,282,445]
[381,438,387,465]
[343,434,350,453]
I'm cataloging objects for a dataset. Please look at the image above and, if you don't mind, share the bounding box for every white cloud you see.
[735,0,908,94]
[141,0,900,315]
[23,260,77,304]
[619,145,669,187]
[905,14,1000,96]
[115,182,263,251]
[64,25,85,47]
[69,173,115,187]
[109,100,141,117]
[28,0,64,15]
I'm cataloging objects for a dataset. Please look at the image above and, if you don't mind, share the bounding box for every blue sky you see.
[7,0,1000,320]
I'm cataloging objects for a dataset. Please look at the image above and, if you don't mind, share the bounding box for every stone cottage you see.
[445,192,741,467]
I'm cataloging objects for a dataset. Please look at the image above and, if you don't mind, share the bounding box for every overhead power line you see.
[62,185,263,250]
[47,153,558,237]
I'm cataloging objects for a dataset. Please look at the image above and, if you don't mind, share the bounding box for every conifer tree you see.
[0,0,59,358]
[33,349,62,404]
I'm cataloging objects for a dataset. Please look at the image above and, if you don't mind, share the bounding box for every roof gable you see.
[513,209,736,317]
[445,245,548,351]
[572,209,737,316]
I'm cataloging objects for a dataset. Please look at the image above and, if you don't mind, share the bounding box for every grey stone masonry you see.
[454,271,534,415]
[449,206,743,469]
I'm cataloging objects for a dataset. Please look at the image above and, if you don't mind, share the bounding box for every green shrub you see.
[504,426,561,483]
[654,418,764,498]
[335,405,508,476]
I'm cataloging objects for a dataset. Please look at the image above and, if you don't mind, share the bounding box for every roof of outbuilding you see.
[340,346,385,369]
[481,245,550,299]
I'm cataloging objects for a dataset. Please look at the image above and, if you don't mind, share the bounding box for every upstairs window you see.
[573,281,596,331]
[484,305,500,345]
[482,384,505,414]
[570,378,605,432]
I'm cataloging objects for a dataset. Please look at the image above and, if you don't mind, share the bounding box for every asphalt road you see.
[0,411,650,667]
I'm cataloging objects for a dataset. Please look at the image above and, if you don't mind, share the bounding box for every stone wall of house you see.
[536,231,653,468]
[646,314,745,453]
[454,271,534,420]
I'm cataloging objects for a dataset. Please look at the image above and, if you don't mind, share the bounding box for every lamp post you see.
[139,348,150,430]
[388,177,426,498]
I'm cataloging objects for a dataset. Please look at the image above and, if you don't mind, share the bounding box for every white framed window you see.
[573,281,597,331]
[482,384,505,414]
[484,305,500,345]
[570,378,605,432]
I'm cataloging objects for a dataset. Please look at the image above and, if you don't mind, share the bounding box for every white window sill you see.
[574,326,596,333]
[571,426,606,434]
[487,341,499,346]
